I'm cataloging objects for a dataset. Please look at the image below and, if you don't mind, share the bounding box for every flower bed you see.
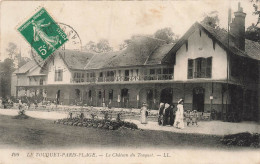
[54,117,138,130]
[220,132,260,148]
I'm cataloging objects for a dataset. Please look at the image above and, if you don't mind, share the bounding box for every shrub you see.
[54,117,138,131]
[221,132,260,147]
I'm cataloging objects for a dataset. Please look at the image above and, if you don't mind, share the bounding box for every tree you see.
[83,41,96,52]
[251,0,260,26]
[245,24,260,42]
[96,39,113,53]
[83,39,113,53]
[119,39,131,50]
[201,11,220,29]
[6,42,18,59]
[0,58,15,98]
[154,27,179,43]
[5,42,31,67]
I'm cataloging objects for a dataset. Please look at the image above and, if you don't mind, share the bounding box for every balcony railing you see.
[71,74,173,83]
[194,72,206,78]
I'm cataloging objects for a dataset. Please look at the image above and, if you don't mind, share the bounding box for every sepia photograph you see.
[0,0,260,163]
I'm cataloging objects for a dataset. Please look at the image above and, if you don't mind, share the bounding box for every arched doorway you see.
[75,89,81,104]
[193,87,205,112]
[121,88,129,108]
[56,90,61,104]
[88,89,93,106]
[160,88,173,104]
[139,88,154,109]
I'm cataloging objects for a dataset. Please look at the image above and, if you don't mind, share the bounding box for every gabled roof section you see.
[57,50,95,70]
[14,60,37,74]
[163,22,260,62]
[146,43,175,65]
[84,36,169,70]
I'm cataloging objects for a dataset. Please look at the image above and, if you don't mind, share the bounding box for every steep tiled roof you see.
[84,36,170,70]
[57,50,95,70]
[245,39,260,60]
[146,43,175,65]
[164,22,260,61]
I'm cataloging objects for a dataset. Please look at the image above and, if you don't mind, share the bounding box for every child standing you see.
[185,110,191,126]
[191,110,199,126]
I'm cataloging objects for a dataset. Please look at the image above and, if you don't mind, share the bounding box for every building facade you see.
[12,4,260,121]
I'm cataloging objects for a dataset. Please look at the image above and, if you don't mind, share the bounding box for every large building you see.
[13,4,260,121]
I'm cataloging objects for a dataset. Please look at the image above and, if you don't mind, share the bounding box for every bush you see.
[13,110,29,119]
[221,132,260,148]
[54,117,138,131]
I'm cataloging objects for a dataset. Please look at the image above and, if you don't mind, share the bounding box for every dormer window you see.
[55,69,63,81]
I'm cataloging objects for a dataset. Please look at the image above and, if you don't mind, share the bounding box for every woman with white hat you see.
[174,99,185,129]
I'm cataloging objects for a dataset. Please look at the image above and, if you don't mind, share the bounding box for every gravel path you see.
[1,108,259,136]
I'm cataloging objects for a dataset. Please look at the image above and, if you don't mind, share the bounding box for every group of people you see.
[158,99,186,129]
[140,99,199,129]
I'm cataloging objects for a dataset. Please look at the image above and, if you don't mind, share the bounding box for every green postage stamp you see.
[18,7,68,60]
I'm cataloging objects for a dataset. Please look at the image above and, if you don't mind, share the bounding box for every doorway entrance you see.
[56,90,61,104]
[160,88,173,104]
[124,70,129,81]
[121,88,129,108]
[192,87,204,112]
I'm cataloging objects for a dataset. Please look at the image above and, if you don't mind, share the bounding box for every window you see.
[109,90,113,100]
[98,91,102,99]
[188,59,194,79]
[88,90,92,98]
[73,72,84,83]
[55,69,63,81]
[106,71,115,81]
[124,70,129,81]
[87,72,95,82]
[157,68,161,75]
[98,72,103,82]
[39,79,44,85]
[206,57,212,77]
[188,57,212,79]
[150,69,155,74]
[148,69,156,80]
[162,67,173,80]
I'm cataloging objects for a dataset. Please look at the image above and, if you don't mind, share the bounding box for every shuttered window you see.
[188,57,212,79]
[188,59,193,79]
[206,57,212,78]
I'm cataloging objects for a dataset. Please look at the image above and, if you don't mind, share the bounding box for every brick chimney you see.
[230,2,246,51]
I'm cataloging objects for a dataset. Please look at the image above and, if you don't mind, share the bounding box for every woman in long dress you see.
[158,103,165,125]
[163,103,170,126]
[140,102,148,124]
[174,99,185,129]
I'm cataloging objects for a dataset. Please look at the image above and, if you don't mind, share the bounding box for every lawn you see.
[0,114,236,149]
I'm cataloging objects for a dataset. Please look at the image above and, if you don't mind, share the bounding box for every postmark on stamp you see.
[17,7,68,60]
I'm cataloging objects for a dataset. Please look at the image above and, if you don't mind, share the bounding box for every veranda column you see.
[242,87,246,121]
[96,90,99,107]
[153,88,156,110]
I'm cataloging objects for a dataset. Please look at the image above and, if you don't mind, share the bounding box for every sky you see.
[0,0,259,60]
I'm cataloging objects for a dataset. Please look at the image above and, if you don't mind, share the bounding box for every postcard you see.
[0,0,260,163]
